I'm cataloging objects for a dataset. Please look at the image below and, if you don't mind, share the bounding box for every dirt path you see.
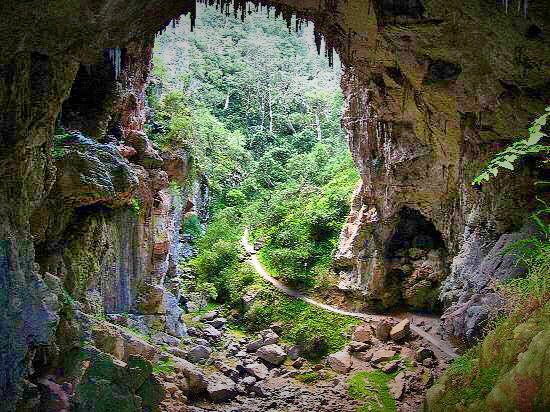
[241,229,458,359]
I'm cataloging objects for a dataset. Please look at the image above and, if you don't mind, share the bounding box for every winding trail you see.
[241,229,458,359]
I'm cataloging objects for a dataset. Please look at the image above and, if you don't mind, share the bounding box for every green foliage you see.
[241,283,360,359]
[152,358,175,375]
[190,207,244,301]
[295,371,320,384]
[501,206,550,302]
[182,214,202,239]
[130,198,141,216]
[473,107,549,185]
[348,370,400,412]
[152,5,359,362]
[195,281,218,301]
[250,151,359,289]
[52,126,72,159]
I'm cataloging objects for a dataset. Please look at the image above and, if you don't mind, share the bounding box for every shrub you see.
[182,214,202,239]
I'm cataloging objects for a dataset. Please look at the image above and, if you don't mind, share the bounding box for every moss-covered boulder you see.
[425,304,550,411]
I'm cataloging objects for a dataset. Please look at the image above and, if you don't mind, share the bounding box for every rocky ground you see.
[142,307,453,412]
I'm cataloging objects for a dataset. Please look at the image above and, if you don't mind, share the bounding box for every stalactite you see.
[106,48,122,79]
[163,0,341,66]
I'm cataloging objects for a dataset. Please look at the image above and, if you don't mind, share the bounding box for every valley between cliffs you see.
[0,1,548,411]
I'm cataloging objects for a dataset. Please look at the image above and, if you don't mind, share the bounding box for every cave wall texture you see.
[0,0,549,409]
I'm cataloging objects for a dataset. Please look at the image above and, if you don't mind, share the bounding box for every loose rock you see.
[390,319,411,341]
[207,373,237,402]
[327,350,352,373]
[256,344,287,366]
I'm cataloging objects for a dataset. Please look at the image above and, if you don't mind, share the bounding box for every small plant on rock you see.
[130,198,141,216]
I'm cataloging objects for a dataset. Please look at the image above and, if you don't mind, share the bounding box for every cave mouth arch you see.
[384,207,448,313]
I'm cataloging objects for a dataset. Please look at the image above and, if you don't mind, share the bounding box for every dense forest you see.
[145,6,362,357]
[149,7,358,293]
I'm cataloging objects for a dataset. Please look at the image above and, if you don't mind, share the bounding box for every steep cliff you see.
[334,0,549,344]
[0,0,548,410]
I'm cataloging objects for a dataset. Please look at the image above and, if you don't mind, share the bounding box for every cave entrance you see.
[384,207,448,313]
[147,1,357,297]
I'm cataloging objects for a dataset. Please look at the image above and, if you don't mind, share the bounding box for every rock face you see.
[0,0,549,409]
[330,0,549,339]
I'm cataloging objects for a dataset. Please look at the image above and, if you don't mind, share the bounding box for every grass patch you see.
[192,302,221,316]
[241,278,360,359]
[296,371,320,384]
[153,358,175,375]
[348,370,399,412]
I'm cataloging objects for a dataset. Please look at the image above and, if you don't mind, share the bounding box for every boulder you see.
[390,319,411,341]
[352,324,372,343]
[400,346,417,361]
[349,341,370,353]
[187,345,211,364]
[244,362,269,380]
[201,311,218,321]
[214,361,240,382]
[376,320,392,341]
[166,347,188,359]
[416,347,435,362]
[246,329,279,352]
[292,357,306,369]
[242,376,257,386]
[246,338,265,352]
[389,373,405,400]
[172,358,208,394]
[371,349,396,364]
[256,344,287,366]
[152,331,181,347]
[206,317,227,329]
[202,324,222,341]
[260,329,279,345]
[287,345,301,360]
[206,373,237,402]
[382,360,400,374]
[327,350,352,373]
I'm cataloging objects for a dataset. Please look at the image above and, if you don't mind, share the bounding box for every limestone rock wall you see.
[334,0,550,343]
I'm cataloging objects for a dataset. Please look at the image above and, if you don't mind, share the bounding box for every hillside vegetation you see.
[148,6,359,356]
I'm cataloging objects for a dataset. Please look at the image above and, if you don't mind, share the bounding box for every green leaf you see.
[534,115,548,127]
[504,154,518,163]
[489,167,499,177]
[527,131,545,146]
[497,160,515,170]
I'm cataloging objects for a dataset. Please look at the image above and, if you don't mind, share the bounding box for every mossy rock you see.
[126,355,153,391]
[67,346,160,412]
[136,375,165,412]
[74,378,141,412]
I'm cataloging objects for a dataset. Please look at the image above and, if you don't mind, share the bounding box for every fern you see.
[473,107,549,185]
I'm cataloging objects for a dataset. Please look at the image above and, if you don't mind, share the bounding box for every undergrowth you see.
[348,370,401,412]
[153,358,175,375]
[240,279,360,359]
[428,206,550,410]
